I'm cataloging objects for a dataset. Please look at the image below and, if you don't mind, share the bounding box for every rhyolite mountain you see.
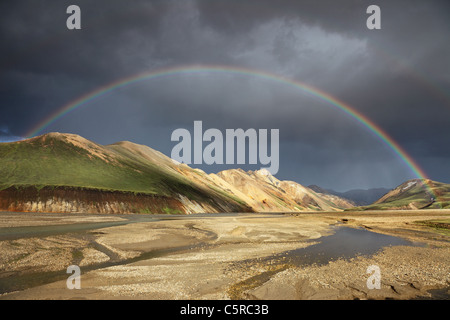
[1,133,448,214]
[310,180,450,210]
[216,169,354,212]
[0,133,251,214]
[0,132,354,214]
[354,179,450,210]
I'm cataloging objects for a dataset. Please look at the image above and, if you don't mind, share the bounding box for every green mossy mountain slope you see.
[0,133,251,212]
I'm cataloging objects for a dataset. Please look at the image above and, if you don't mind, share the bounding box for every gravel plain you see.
[0,210,448,300]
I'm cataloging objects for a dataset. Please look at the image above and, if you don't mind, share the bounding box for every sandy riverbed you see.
[0,210,448,300]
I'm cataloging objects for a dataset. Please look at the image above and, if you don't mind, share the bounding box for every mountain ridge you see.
[0,132,351,214]
[1,132,449,213]
[308,185,391,206]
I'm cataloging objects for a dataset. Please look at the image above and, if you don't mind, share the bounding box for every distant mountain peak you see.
[307,184,391,206]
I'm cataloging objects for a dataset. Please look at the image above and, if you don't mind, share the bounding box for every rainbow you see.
[25,65,428,176]
[24,64,438,203]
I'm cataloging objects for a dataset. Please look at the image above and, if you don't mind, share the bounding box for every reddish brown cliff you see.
[0,186,206,214]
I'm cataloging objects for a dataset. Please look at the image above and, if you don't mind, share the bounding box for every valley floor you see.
[0,210,449,300]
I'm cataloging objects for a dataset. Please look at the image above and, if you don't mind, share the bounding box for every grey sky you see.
[1,0,449,191]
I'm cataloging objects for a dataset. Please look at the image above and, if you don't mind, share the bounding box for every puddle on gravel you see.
[230,226,424,299]
[270,225,421,266]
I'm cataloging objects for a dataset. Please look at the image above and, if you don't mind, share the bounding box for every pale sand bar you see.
[0,210,448,300]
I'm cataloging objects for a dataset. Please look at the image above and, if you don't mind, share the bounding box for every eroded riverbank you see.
[0,210,448,299]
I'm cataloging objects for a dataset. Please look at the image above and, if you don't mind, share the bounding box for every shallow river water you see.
[280,225,420,266]
[0,213,422,295]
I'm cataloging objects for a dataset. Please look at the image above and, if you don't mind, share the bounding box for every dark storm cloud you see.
[0,125,23,142]
[1,0,449,190]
